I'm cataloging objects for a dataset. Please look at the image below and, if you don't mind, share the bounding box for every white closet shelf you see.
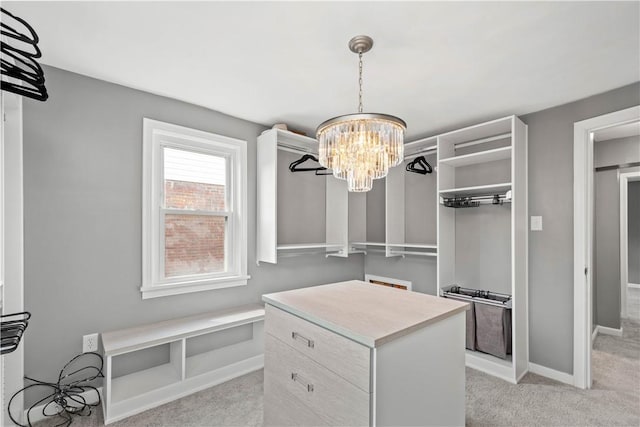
[439,146,512,167]
[276,243,343,251]
[387,243,437,249]
[404,136,437,158]
[272,129,318,153]
[439,182,512,198]
[103,305,265,424]
[439,116,513,146]
[388,250,438,257]
[111,363,180,403]
[351,242,388,247]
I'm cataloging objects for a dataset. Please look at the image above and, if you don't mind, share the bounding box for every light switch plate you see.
[531,216,543,231]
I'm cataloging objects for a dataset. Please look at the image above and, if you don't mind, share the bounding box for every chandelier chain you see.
[358,51,363,113]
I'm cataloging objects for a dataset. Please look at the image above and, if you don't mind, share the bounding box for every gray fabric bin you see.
[444,295,476,350]
[474,303,512,359]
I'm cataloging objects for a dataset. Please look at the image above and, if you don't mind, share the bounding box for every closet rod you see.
[277,143,317,156]
[405,147,437,161]
[327,250,366,257]
[595,161,640,172]
[455,132,511,150]
[278,249,341,259]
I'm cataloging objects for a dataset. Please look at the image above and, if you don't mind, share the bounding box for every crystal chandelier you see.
[316,35,406,192]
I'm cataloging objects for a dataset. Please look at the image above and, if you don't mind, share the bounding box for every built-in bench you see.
[101,304,265,424]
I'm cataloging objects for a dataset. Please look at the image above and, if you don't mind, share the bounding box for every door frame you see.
[620,171,640,319]
[573,105,640,389]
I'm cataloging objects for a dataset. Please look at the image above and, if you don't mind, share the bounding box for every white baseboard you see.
[595,325,623,337]
[592,327,598,342]
[528,362,574,386]
[628,283,640,289]
[23,387,102,425]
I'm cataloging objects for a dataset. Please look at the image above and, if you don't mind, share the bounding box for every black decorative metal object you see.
[8,352,104,427]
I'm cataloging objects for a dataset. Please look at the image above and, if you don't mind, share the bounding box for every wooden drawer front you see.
[264,369,328,427]
[265,304,370,392]
[265,334,370,427]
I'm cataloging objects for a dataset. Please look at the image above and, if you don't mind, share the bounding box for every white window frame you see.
[142,118,248,299]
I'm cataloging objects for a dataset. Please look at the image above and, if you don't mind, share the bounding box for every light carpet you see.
[35,320,639,426]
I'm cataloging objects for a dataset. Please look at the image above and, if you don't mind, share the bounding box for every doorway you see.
[620,172,640,320]
[573,106,640,389]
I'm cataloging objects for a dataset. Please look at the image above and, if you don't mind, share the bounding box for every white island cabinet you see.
[262,280,469,427]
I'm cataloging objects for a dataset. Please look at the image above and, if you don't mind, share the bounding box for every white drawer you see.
[265,304,370,392]
[264,369,328,427]
[265,333,370,427]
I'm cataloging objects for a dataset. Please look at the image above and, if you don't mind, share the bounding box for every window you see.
[142,119,248,298]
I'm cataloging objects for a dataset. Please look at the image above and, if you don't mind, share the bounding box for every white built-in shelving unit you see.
[257,128,363,263]
[350,135,439,258]
[101,305,265,424]
[437,115,528,383]
[257,128,440,263]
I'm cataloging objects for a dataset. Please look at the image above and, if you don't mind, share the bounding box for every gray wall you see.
[594,136,640,328]
[594,169,622,329]
[22,66,363,405]
[520,83,640,374]
[21,66,640,392]
[630,181,640,284]
[595,135,640,166]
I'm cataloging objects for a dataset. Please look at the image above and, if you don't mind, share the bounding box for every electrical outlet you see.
[531,216,543,231]
[83,333,99,353]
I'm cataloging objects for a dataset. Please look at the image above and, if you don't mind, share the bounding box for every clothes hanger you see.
[1,8,40,46]
[0,7,48,101]
[288,154,331,175]
[405,156,433,174]
[1,8,41,59]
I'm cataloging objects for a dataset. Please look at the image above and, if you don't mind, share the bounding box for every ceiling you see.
[593,121,640,142]
[6,1,640,139]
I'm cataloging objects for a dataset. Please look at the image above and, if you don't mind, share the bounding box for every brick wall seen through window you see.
[164,180,226,277]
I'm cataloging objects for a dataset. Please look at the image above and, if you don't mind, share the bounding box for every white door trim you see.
[1,89,25,425]
[573,105,640,389]
[621,171,640,319]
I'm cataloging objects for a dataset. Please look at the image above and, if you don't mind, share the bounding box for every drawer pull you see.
[291,373,314,392]
[291,331,315,348]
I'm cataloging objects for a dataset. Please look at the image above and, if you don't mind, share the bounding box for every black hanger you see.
[1,8,48,102]
[288,154,331,175]
[405,156,433,175]
[1,8,40,47]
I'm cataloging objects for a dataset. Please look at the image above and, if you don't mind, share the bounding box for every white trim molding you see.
[595,325,624,337]
[628,283,640,289]
[621,171,640,318]
[141,119,248,299]
[573,105,640,389]
[528,363,574,386]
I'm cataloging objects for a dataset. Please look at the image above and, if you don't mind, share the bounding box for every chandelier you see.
[316,35,406,192]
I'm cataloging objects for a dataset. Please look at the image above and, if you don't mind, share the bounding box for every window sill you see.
[141,275,250,299]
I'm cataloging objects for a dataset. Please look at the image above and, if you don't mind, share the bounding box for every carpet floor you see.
[35,320,639,427]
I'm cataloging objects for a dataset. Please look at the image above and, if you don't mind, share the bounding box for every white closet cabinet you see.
[256,129,361,264]
[437,115,528,383]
